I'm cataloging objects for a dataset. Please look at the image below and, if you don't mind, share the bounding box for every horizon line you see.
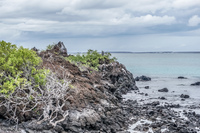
[68,51,200,54]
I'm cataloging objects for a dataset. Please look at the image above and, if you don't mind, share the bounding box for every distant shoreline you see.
[108,51,200,54]
[69,51,200,54]
[109,51,200,54]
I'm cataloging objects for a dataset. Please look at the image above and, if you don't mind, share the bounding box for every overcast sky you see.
[0,0,200,52]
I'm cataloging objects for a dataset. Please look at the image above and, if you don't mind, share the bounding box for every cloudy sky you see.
[1,0,200,52]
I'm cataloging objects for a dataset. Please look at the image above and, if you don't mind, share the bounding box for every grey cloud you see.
[74,0,125,10]
[188,15,200,26]
[0,0,200,52]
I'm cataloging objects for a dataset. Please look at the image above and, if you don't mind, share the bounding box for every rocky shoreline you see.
[125,76,200,133]
[0,43,200,133]
[126,98,200,133]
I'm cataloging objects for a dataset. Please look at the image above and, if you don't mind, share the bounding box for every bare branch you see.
[0,70,70,127]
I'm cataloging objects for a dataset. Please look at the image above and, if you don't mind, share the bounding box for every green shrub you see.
[46,44,55,50]
[67,49,116,70]
[0,40,48,95]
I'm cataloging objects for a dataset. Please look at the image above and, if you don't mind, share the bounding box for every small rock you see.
[180,94,190,99]
[158,88,169,92]
[191,82,200,86]
[171,104,180,108]
[159,97,166,100]
[144,86,150,89]
[139,93,144,95]
[135,75,151,81]
[178,76,187,79]
[151,101,160,106]
[148,110,154,116]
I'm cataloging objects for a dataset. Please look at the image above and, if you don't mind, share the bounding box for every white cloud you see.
[188,15,200,26]
[112,14,176,26]
[0,14,176,38]
[172,0,200,9]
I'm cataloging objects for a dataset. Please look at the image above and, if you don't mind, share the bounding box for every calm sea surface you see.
[112,53,200,78]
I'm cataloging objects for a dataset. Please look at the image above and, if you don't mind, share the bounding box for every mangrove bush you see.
[0,40,48,95]
[67,49,116,70]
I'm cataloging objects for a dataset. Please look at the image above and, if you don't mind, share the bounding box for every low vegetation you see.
[0,41,69,125]
[46,44,55,50]
[0,41,47,95]
[0,41,117,127]
[67,49,116,70]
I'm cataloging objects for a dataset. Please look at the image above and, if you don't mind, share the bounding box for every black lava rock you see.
[135,75,151,81]
[180,94,190,99]
[159,97,166,100]
[191,82,200,86]
[158,88,169,92]
[178,76,187,79]
[145,86,150,89]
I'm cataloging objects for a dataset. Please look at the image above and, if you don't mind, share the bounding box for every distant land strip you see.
[68,51,200,54]
[108,51,200,54]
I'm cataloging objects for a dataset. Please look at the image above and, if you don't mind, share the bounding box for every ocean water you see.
[112,53,200,78]
[112,53,200,132]
[112,53,200,107]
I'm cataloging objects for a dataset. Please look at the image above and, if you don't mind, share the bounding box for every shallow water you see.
[124,77,200,110]
[112,53,200,132]
[112,53,200,104]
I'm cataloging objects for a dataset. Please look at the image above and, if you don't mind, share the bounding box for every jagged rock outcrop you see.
[99,62,138,99]
[51,41,68,57]
[39,41,68,58]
